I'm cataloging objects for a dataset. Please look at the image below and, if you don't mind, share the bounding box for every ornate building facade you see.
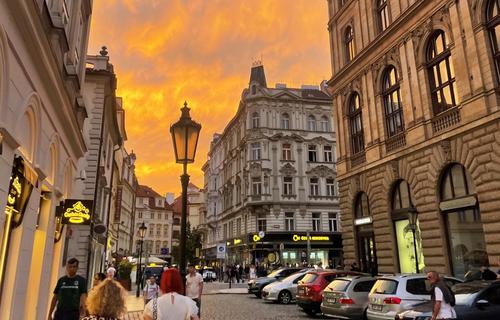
[200,65,341,267]
[327,0,500,277]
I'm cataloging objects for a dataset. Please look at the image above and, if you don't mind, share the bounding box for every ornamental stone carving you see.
[441,139,452,163]
[306,165,336,178]
[279,163,297,176]
[249,162,262,177]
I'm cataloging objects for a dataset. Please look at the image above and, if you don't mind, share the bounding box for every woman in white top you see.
[143,269,199,320]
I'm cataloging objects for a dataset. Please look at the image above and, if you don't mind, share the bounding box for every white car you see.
[202,267,217,282]
[261,269,312,304]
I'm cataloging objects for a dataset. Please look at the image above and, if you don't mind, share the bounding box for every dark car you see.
[296,269,363,316]
[395,280,500,320]
[143,266,164,285]
[247,267,303,298]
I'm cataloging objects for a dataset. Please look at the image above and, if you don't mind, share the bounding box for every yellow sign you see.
[233,238,242,245]
[292,234,330,242]
[61,200,93,225]
[253,234,261,242]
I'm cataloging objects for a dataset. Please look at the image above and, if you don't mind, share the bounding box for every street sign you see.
[160,247,169,255]
[216,243,226,259]
[258,231,265,238]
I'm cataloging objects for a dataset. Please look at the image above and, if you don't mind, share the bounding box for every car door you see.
[462,284,500,320]
[290,273,307,296]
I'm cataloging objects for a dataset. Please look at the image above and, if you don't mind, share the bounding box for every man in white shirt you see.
[427,271,457,320]
[186,264,204,317]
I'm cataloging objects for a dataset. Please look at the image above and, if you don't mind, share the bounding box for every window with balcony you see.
[308,145,317,162]
[252,112,260,128]
[382,66,404,137]
[377,0,390,32]
[281,113,290,129]
[282,143,292,160]
[326,178,335,196]
[320,116,330,132]
[251,142,261,160]
[285,212,295,231]
[348,93,365,154]
[310,178,320,196]
[328,212,339,232]
[252,177,262,195]
[283,177,293,195]
[312,212,321,231]
[324,145,333,162]
[308,115,317,131]
[345,26,355,63]
[488,0,500,83]
[427,30,459,115]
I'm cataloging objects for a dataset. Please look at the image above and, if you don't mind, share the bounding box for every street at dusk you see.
[1,0,500,320]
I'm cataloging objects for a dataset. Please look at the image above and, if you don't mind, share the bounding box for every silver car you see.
[367,274,462,320]
[262,269,312,304]
[321,276,376,320]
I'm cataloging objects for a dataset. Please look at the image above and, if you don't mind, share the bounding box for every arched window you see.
[391,180,425,273]
[487,0,500,82]
[354,192,377,274]
[377,0,390,31]
[308,115,317,131]
[320,116,330,131]
[427,30,459,115]
[345,26,355,63]
[348,93,364,154]
[281,113,290,129]
[382,66,404,137]
[439,163,487,278]
[252,112,260,128]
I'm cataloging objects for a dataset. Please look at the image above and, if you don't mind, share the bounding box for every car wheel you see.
[278,290,292,304]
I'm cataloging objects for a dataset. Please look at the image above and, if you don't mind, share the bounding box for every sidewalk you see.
[124,292,144,320]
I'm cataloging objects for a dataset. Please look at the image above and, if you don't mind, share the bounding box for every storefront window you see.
[439,163,487,279]
[354,192,377,275]
[391,180,425,273]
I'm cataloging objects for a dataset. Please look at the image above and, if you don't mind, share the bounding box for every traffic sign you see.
[216,243,226,259]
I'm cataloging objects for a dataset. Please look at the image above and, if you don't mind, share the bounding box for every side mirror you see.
[476,299,490,307]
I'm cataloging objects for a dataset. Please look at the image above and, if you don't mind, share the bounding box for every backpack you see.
[432,281,455,306]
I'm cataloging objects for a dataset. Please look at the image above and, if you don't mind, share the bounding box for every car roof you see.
[334,275,376,281]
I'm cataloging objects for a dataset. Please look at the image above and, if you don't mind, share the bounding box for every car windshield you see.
[326,279,351,292]
[301,273,318,284]
[267,269,284,278]
[371,279,398,294]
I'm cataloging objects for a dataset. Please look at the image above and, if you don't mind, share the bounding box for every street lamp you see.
[170,101,201,276]
[407,209,419,273]
[135,222,147,297]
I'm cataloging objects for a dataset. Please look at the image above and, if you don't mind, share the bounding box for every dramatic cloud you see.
[88,0,331,195]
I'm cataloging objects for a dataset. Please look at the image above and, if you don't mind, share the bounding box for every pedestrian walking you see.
[249,264,256,280]
[143,268,199,320]
[47,258,88,320]
[143,276,160,306]
[238,264,243,283]
[235,264,241,283]
[186,264,204,318]
[81,279,127,320]
[427,271,457,320]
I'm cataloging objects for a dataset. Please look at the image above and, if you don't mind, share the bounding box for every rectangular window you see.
[236,218,242,236]
[324,146,333,162]
[312,212,321,231]
[326,178,335,196]
[283,177,293,195]
[229,221,234,238]
[282,117,290,129]
[150,212,155,219]
[138,212,143,219]
[158,213,162,220]
[308,145,317,162]
[149,224,154,236]
[310,178,319,196]
[328,212,338,232]
[223,223,228,239]
[164,225,169,237]
[251,142,261,160]
[156,225,161,236]
[257,215,267,232]
[252,177,262,195]
[285,212,295,231]
[282,143,292,160]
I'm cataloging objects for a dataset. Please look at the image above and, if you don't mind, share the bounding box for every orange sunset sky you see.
[88,0,332,196]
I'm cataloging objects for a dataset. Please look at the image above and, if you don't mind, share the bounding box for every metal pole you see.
[136,239,144,297]
[180,161,189,278]
[412,229,419,273]
[306,231,311,266]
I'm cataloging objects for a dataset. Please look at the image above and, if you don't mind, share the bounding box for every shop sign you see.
[5,157,35,227]
[292,234,330,242]
[114,186,122,220]
[354,216,372,226]
[61,199,93,225]
[249,232,338,244]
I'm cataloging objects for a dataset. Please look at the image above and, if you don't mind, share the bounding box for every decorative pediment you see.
[245,129,268,141]
[269,133,305,142]
[310,136,332,145]
[306,165,336,178]
[279,163,297,176]
[272,91,301,100]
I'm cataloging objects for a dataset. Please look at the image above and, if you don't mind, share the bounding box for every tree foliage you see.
[172,222,202,265]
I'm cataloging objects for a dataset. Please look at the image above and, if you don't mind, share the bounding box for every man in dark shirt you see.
[47,258,87,320]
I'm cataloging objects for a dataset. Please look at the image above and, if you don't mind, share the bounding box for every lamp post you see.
[135,222,147,297]
[170,101,201,277]
[407,209,419,273]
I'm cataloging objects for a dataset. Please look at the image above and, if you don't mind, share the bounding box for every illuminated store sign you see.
[292,234,330,242]
[250,232,334,243]
[354,216,372,226]
[61,199,93,225]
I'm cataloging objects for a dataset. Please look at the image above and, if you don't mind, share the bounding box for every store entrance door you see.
[358,232,377,275]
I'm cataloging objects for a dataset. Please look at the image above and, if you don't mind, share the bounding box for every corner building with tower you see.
[200,64,342,268]
[326,0,500,277]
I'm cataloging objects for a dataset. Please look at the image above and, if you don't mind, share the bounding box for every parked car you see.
[262,268,313,304]
[202,266,217,282]
[395,280,500,320]
[367,274,462,320]
[321,275,377,320]
[296,269,363,316]
[247,267,303,298]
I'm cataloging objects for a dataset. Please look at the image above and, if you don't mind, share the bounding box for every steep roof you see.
[136,185,162,198]
[249,64,267,88]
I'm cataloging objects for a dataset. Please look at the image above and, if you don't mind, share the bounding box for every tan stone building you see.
[327,0,500,278]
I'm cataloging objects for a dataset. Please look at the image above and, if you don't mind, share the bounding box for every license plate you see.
[326,298,336,304]
[371,304,383,311]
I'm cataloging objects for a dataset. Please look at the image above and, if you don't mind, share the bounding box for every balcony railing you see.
[385,132,406,153]
[350,151,366,168]
[432,107,461,133]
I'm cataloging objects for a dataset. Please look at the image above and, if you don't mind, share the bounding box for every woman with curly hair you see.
[81,279,127,320]
[143,268,199,320]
